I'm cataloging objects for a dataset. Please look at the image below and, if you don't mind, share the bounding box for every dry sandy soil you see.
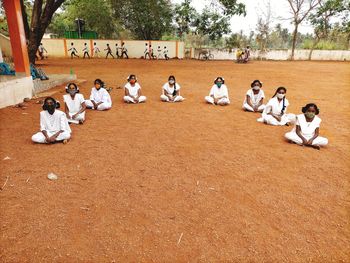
[0,58,349,262]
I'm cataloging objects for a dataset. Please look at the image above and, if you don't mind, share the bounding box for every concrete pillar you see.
[3,0,30,77]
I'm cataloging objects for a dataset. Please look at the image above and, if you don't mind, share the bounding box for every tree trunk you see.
[21,0,65,64]
[20,0,30,40]
[290,23,298,60]
[28,29,46,64]
[308,37,320,61]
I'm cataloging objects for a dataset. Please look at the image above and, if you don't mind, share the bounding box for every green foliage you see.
[225,31,251,49]
[193,9,231,41]
[309,0,348,38]
[307,0,350,49]
[49,0,119,38]
[0,15,8,35]
[161,34,180,41]
[267,24,291,49]
[302,39,340,49]
[174,0,198,38]
[217,0,246,16]
[33,0,248,43]
[110,0,173,40]
[2,0,347,50]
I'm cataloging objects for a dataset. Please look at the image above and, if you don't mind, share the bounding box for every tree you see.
[110,0,173,40]
[0,4,8,35]
[49,0,119,38]
[190,0,245,44]
[225,31,251,49]
[327,1,350,49]
[268,24,291,49]
[308,0,349,59]
[174,0,198,39]
[255,1,273,51]
[193,9,231,41]
[20,0,65,63]
[215,0,246,16]
[286,0,320,60]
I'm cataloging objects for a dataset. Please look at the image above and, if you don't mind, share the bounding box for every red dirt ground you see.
[0,58,349,262]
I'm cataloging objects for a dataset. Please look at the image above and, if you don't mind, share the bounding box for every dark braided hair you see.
[272,87,287,115]
[168,75,177,96]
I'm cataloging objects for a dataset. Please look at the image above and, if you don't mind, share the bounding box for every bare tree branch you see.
[286,0,321,59]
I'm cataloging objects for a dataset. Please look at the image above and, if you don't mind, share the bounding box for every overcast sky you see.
[172,0,314,35]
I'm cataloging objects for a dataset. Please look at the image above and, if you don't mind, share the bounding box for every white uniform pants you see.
[124,96,147,103]
[85,100,111,111]
[160,94,184,102]
[67,111,85,123]
[243,103,266,112]
[259,113,296,126]
[32,131,71,144]
[285,131,328,146]
[205,96,230,106]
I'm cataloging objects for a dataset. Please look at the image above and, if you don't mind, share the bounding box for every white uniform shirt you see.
[296,114,321,137]
[40,110,71,133]
[94,45,100,52]
[63,94,85,114]
[83,46,88,52]
[125,82,141,97]
[265,97,290,116]
[244,89,265,106]
[68,47,77,52]
[162,83,181,95]
[209,84,229,99]
[89,88,112,105]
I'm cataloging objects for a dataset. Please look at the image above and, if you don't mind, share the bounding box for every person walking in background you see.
[115,43,121,58]
[68,42,79,59]
[93,42,101,58]
[164,46,169,60]
[121,42,129,59]
[149,44,156,59]
[144,43,151,59]
[83,43,90,59]
[157,46,163,59]
[37,43,47,60]
[105,44,115,59]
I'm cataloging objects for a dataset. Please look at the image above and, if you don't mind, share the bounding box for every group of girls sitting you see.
[243,80,328,149]
[31,76,328,149]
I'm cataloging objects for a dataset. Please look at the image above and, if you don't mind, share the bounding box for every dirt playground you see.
[0,58,349,262]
